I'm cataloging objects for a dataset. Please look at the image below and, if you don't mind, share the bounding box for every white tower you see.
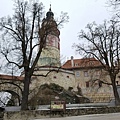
[38,5,60,67]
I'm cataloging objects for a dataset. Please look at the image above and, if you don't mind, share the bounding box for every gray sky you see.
[0,0,112,61]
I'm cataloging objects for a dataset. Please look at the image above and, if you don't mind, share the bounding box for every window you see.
[99,81,102,87]
[116,81,118,85]
[89,62,93,66]
[84,71,88,77]
[75,71,80,77]
[67,76,69,78]
[53,76,56,79]
[86,81,89,88]
[96,70,100,76]
[75,63,79,66]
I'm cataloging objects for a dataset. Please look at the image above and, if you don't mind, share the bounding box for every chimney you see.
[71,56,74,67]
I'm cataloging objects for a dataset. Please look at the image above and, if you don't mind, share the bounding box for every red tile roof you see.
[0,74,24,81]
[62,57,102,69]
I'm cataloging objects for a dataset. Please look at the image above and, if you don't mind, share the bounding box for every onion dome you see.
[46,4,54,19]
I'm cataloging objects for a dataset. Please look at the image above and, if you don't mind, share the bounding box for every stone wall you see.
[0,112,4,120]
[31,68,75,90]
[3,106,120,120]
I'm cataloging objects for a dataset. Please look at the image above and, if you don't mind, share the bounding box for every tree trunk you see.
[110,75,120,105]
[21,72,31,110]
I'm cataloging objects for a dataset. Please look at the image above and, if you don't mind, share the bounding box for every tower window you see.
[99,81,102,87]
[53,76,56,79]
[67,76,69,78]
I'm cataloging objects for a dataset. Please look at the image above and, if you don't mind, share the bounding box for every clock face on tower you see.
[46,35,60,49]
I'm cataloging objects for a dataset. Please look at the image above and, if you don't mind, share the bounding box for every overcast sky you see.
[0,0,112,61]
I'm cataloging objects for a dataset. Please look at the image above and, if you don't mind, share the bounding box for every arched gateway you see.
[0,74,24,106]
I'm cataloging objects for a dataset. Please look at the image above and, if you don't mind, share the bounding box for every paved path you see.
[34,113,120,120]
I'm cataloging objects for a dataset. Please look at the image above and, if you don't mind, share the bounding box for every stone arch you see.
[0,82,23,106]
[0,90,21,106]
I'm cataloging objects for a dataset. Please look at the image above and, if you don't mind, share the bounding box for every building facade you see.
[62,56,120,102]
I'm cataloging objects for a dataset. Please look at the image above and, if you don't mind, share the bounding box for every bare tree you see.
[0,0,68,110]
[86,68,112,92]
[109,0,120,7]
[108,0,120,17]
[74,19,120,105]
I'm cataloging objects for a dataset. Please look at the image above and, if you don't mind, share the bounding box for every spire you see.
[49,4,51,11]
[46,4,54,19]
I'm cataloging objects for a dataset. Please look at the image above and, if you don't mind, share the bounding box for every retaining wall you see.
[2,106,120,120]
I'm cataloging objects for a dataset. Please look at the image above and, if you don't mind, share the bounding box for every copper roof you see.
[62,57,102,69]
[0,74,24,81]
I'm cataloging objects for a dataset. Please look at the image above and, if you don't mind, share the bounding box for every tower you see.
[38,5,60,67]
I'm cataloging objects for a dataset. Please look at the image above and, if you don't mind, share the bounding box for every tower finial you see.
[46,3,54,18]
[49,4,51,11]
